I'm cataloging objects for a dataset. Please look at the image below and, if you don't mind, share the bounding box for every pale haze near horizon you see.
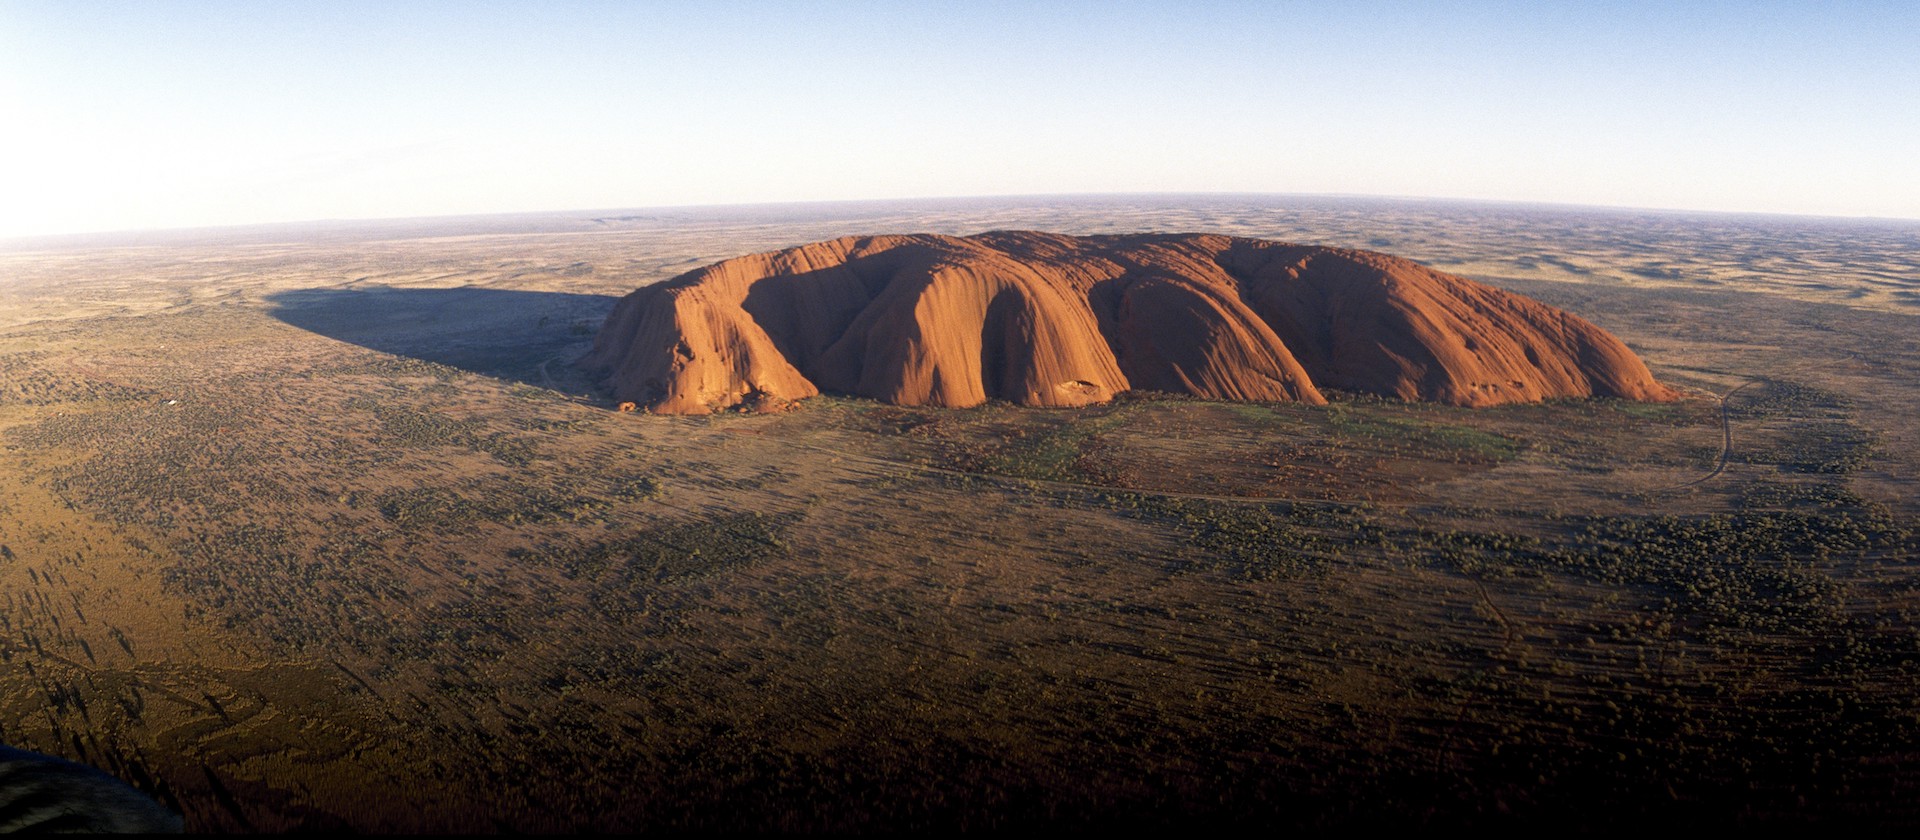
[3,0,1917,238]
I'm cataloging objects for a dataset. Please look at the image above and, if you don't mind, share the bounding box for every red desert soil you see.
[582,231,1678,413]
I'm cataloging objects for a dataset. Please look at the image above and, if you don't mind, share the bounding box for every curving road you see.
[1657,377,1760,493]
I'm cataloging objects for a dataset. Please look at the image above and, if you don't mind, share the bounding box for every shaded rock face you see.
[581,232,1677,413]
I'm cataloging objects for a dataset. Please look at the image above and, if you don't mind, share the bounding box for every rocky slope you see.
[581,232,1677,412]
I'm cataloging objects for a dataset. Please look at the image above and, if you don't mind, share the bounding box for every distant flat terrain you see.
[1,196,1916,830]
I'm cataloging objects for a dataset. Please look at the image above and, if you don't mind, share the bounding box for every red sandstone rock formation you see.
[581,232,1677,413]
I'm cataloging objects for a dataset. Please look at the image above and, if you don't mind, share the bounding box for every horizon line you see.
[7,190,1917,248]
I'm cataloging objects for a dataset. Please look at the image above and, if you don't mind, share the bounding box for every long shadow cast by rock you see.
[265,286,619,399]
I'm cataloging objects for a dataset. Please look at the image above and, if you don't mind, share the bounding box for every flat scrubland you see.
[1,196,1917,830]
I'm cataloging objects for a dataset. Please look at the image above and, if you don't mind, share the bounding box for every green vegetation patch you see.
[1552,512,1859,637]
[1416,499,1911,641]
[1323,401,1520,462]
[348,398,540,466]
[972,406,1136,482]
[1742,424,1874,475]
[375,473,661,532]
[1387,493,1920,822]
[0,353,152,406]
[1726,380,1850,420]
[511,511,799,616]
[328,356,464,382]
[23,402,292,530]
[1220,401,1318,430]
[1605,397,1692,421]
[376,487,487,529]
[1725,380,1874,474]
[162,526,408,652]
[1108,493,1376,581]
[1739,481,1879,512]
[603,474,661,502]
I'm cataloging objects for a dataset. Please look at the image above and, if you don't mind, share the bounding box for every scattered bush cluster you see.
[1107,493,1377,580]
[1726,380,1875,474]
[1725,380,1850,420]
[510,511,797,617]
[349,398,540,466]
[0,353,148,406]
[25,402,293,531]
[1413,493,1910,642]
[1322,402,1520,462]
[161,525,410,652]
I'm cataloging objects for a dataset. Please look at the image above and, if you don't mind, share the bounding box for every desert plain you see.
[0,194,1916,829]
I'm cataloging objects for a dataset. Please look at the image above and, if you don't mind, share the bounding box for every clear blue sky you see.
[3,1,1916,236]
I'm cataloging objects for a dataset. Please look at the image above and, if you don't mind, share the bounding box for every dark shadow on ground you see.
[265,286,620,399]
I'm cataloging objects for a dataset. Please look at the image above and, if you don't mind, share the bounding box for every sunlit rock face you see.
[582,231,1677,413]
